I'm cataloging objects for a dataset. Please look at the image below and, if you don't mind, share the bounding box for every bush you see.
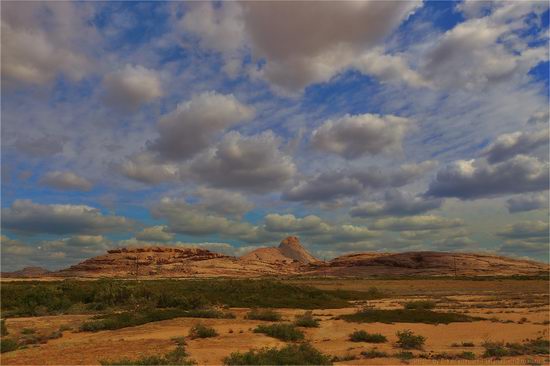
[396,330,425,350]
[2,279,367,316]
[394,351,414,360]
[253,323,304,342]
[189,323,217,339]
[21,328,36,335]
[348,330,387,343]
[451,341,474,347]
[223,343,331,365]
[404,300,436,310]
[80,308,234,332]
[361,348,388,358]
[293,311,319,328]
[0,319,7,336]
[482,341,508,358]
[101,340,194,365]
[331,354,356,362]
[483,338,550,357]
[460,351,476,360]
[341,309,477,324]
[245,309,282,321]
[0,338,18,353]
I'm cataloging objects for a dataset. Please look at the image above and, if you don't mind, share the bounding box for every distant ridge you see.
[2,237,548,278]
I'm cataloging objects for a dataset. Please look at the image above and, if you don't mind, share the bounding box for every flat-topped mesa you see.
[106,246,227,258]
[278,236,318,264]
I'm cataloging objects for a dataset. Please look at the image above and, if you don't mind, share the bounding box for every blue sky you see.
[1,0,549,271]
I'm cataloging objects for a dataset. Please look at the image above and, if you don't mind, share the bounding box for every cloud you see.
[151,198,257,240]
[190,131,296,193]
[14,135,65,157]
[497,220,549,240]
[506,193,548,213]
[193,187,254,218]
[120,152,179,185]
[180,1,422,93]
[40,171,93,191]
[354,48,430,88]
[483,129,549,163]
[311,113,411,159]
[283,161,437,202]
[431,236,476,251]
[240,1,422,93]
[135,226,175,242]
[2,199,135,235]
[102,64,163,110]
[264,214,327,234]
[351,190,442,217]
[282,172,363,202]
[498,241,549,258]
[181,2,244,53]
[1,2,96,87]
[262,213,379,244]
[527,110,549,125]
[426,155,549,199]
[372,215,464,231]
[420,2,548,90]
[1,235,33,256]
[150,92,254,161]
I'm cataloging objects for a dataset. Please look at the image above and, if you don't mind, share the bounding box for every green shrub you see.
[2,279,366,316]
[0,338,18,353]
[331,354,356,362]
[253,323,304,342]
[348,330,387,343]
[396,330,425,350]
[293,311,319,328]
[101,341,194,365]
[341,309,477,324]
[451,341,474,347]
[404,300,436,310]
[223,343,331,365]
[189,323,217,339]
[482,341,508,358]
[21,328,36,335]
[80,308,234,332]
[361,348,388,358]
[245,309,282,321]
[460,351,476,360]
[394,351,414,360]
[483,338,550,357]
[0,319,7,336]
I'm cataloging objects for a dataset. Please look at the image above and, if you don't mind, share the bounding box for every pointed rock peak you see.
[278,236,318,264]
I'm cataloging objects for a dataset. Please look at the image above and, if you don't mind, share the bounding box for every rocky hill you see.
[3,237,548,278]
[240,236,318,264]
[311,251,549,277]
[1,266,51,278]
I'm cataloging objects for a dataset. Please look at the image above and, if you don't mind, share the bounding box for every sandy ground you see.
[2,280,549,365]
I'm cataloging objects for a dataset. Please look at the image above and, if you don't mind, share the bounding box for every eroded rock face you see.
[6,237,549,278]
[278,236,318,264]
[240,236,318,264]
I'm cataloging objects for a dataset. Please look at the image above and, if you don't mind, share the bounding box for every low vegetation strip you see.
[245,309,282,321]
[340,309,479,324]
[223,343,332,365]
[80,308,234,332]
[1,279,376,317]
[253,323,304,341]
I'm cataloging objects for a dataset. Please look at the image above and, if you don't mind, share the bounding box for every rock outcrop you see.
[4,238,548,278]
[2,266,51,278]
[240,236,318,264]
[308,251,549,277]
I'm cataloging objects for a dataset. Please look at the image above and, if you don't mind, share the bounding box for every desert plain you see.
[1,276,548,365]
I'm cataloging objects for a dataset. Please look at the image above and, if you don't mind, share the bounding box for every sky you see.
[1,0,549,271]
